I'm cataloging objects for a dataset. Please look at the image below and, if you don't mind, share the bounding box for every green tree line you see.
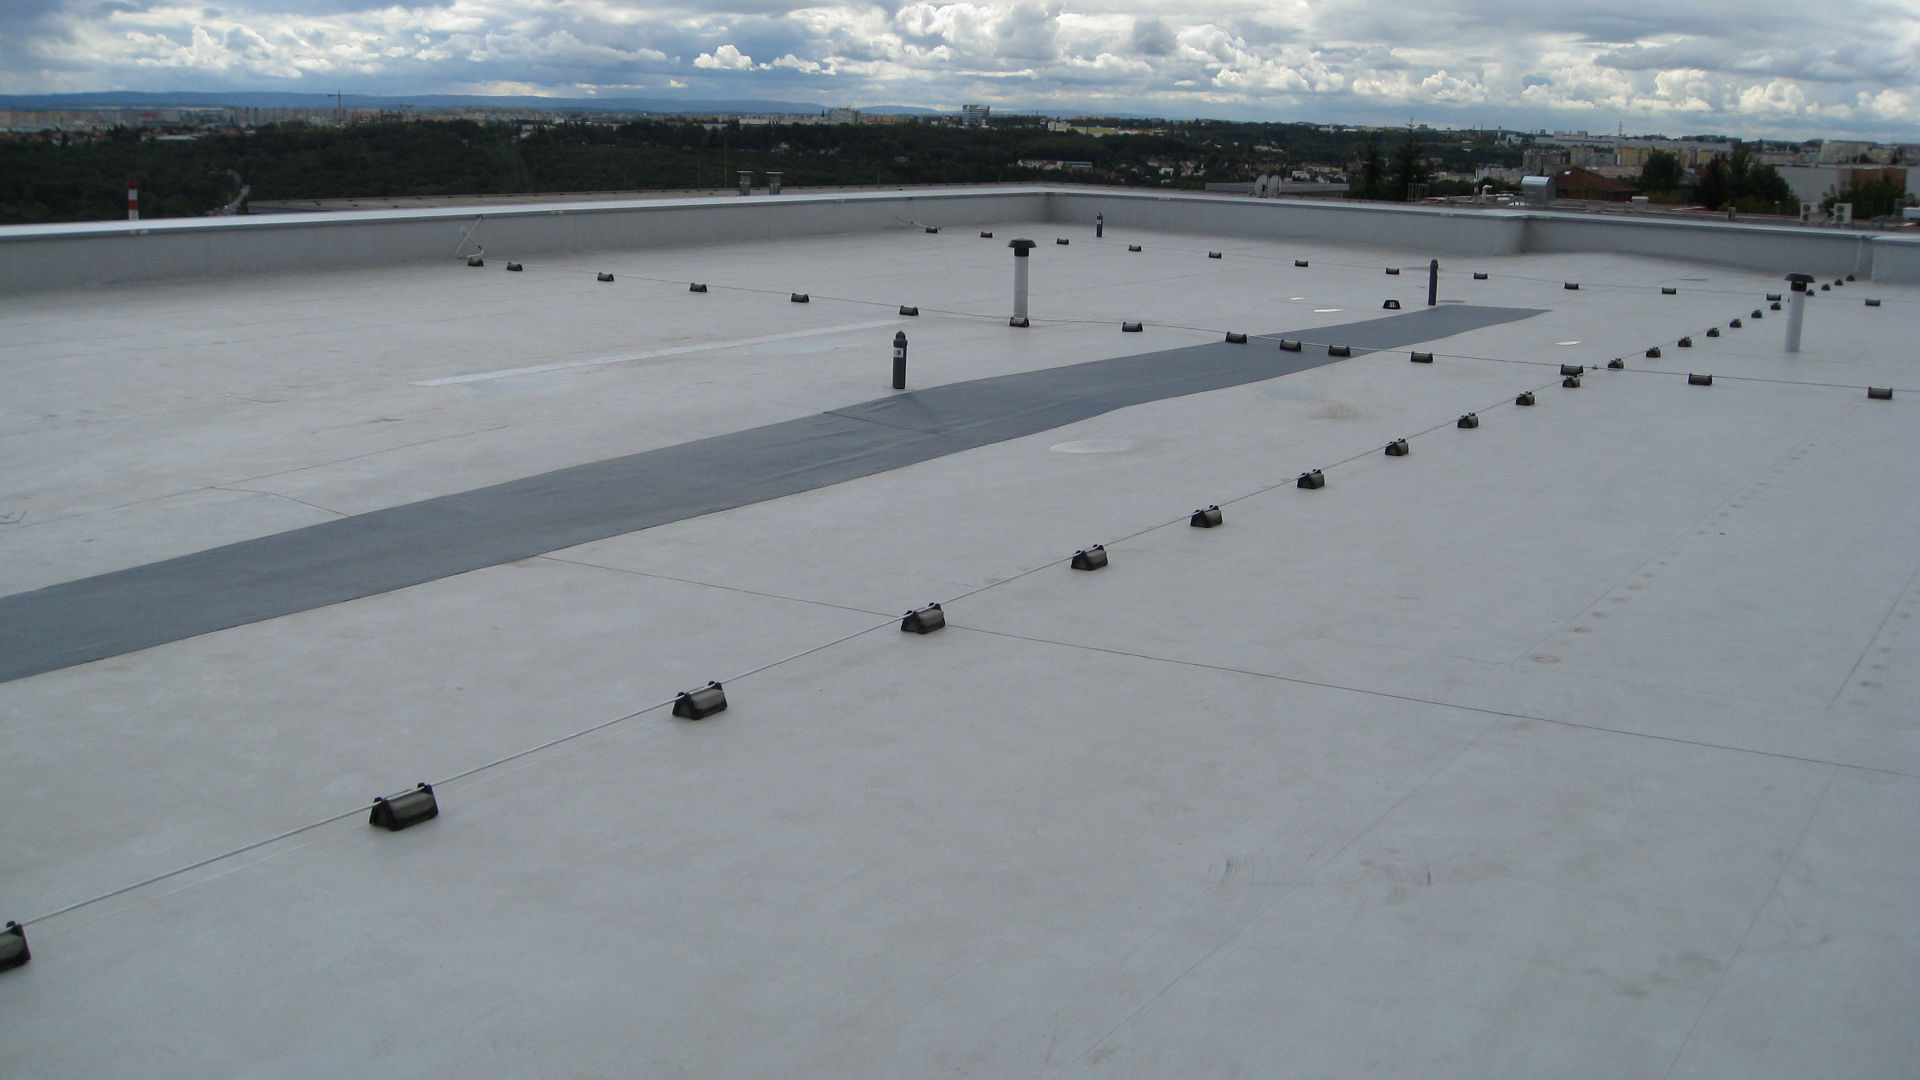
[0,116,1528,224]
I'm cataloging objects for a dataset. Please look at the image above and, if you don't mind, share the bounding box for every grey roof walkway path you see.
[0,304,1537,683]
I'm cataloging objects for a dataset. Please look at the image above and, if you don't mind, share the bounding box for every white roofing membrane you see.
[1,219,1916,1077]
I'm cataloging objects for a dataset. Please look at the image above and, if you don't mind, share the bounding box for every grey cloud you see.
[0,0,69,19]
[1317,44,1407,70]
[1130,17,1175,57]
[992,3,1061,62]
[1598,39,1917,85]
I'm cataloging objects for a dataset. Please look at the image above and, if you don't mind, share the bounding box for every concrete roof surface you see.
[1,218,1916,1078]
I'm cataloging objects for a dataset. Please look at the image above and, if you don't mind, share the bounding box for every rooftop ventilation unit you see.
[1328,345,1353,357]
[924,227,939,234]
[1385,439,1410,456]
[1561,364,1584,376]
[1729,318,1742,328]
[370,783,437,831]
[1190,505,1224,528]
[790,293,810,303]
[1563,375,1582,388]
[1279,339,1303,352]
[980,231,993,238]
[1689,373,1714,386]
[1071,546,1108,571]
[1122,322,1143,333]
[1225,332,1248,344]
[1564,282,1580,290]
[505,262,522,272]
[689,283,707,292]
[597,272,614,282]
[1410,352,1434,363]
[673,682,728,720]
[901,604,945,634]
[1385,267,1400,276]
[1473,272,1489,280]
[1646,347,1663,358]
[1608,358,1625,369]
[1706,328,1719,337]
[1128,245,1142,252]
[467,256,483,267]
[1208,251,1222,259]
[1678,336,1693,347]
[1057,238,1070,245]
[1521,174,1555,206]
[899,305,919,316]
[1516,391,1536,406]
[1866,299,1882,307]
[1457,413,1480,429]
[1383,300,1401,310]
[1297,469,1325,489]
[1868,387,1894,400]
[1661,287,1678,295]
[1295,260,1309,267]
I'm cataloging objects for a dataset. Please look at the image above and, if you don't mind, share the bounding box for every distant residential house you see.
[1553,166,1639,202]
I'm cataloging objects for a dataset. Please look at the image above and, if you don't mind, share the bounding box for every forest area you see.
[0,117,1518,224]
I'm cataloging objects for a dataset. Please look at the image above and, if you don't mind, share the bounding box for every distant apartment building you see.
[1819,140,1875,163]
[1776,164,1918,211]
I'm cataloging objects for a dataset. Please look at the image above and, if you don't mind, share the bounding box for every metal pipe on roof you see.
[1008,238,1036,326]
[1785,273,1813,353]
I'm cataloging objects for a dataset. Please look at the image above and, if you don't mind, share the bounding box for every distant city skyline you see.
[2,0,1914,143]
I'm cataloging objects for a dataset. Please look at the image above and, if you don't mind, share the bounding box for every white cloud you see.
[769,52,828,74]
[693,42,752,69]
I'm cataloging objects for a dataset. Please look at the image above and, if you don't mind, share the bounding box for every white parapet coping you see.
[2,185,1915,292]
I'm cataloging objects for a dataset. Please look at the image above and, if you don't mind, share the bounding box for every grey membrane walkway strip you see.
[0,305,1539,683]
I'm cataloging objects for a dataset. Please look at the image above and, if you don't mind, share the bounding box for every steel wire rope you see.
[14,325,1581,931]
[19,245,1898,928]
[16,616,906,929]
[470,253,1917,392]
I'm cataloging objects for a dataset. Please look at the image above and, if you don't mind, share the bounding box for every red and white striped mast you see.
[126,176,139,221]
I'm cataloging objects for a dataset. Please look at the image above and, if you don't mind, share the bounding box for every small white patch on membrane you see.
[1556,340,1582,346]
[1049,437,1137,454]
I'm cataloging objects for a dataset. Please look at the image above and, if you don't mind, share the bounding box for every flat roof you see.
[2,214,1916,1076]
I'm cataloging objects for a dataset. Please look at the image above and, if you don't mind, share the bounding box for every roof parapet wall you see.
[0,187,1911,293]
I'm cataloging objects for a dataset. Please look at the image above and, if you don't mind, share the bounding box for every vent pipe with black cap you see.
[1428,259,1439,307]
[1008,238,1036,327]
[892,331,908,390]
[1785,273,1814,353]
[1096,213,1104,238]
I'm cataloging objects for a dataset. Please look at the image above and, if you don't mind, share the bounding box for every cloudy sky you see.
[2,0,1916,139]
